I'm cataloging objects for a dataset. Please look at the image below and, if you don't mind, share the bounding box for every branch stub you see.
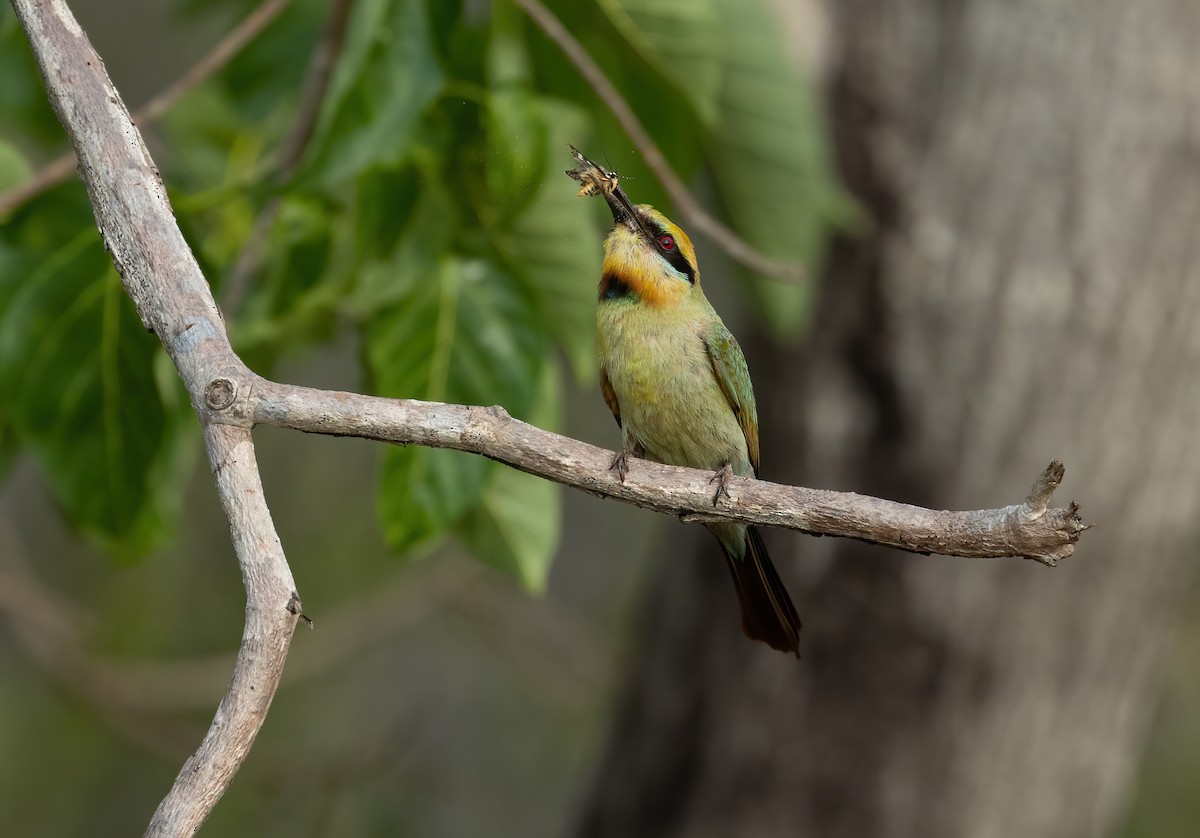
[205,377,238,411]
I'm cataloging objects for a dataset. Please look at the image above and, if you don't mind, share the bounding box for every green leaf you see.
[483,88,549,221]
[455,363,563,592]
[0,138,31,194]
[480,0,548,220]
[367,256,548,554]
[489,99,600,380]
[231,192,346,357]
[346,160,455,317]
[705,0,851,336]
[596,0,722,123]
[299,0,444,186]
[377,445,491,557]
[0,6,67,146]
[158,83,272,199]
[0,229,196,556]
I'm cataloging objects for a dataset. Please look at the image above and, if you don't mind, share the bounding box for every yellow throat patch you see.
[600,206,698,308]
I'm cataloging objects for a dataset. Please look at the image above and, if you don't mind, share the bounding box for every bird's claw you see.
[610,449,631,482]
[710,463,734,507]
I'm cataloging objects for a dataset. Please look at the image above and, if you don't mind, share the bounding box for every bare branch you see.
[227,378,1085,565]
[144,425,300,836]
[513,0,805,283]
[1023,459,1065,515]
[0,0,291,217]
[9,1,300,834]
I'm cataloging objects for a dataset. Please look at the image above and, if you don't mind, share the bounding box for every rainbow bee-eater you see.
[567,148,801,656]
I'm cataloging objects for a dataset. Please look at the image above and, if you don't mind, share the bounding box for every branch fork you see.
[9,0,1089,834]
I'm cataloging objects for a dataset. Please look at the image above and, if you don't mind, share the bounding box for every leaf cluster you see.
[0,0,843,587]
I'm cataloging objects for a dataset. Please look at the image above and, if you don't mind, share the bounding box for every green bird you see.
[569,149,801,656]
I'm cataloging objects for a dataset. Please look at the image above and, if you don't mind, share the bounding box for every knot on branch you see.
[202,368,256,427]
[205,377,238,411]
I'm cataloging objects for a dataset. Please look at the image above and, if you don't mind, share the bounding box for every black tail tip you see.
[724,527,802,659]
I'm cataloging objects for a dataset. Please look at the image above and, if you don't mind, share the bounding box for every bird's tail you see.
[719,526,802,657]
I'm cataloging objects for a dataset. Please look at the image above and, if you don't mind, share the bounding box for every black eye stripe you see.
[632,209,695,284]
[665,248,694,283]
[644,217,695,284]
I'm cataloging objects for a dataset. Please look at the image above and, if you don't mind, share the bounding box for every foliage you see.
[0,0,841,588]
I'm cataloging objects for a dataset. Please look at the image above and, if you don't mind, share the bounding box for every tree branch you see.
[513,0,805,283]
[226,376,1084,565]
[143,427,302,836]
[9,1,301,834]
[10,0,1088,833]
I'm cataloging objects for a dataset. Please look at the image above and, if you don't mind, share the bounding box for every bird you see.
[567,147,802,657]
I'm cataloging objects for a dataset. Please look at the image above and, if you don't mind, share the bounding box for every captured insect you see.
[566,144,621,198]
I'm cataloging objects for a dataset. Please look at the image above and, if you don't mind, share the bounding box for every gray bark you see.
[578,1,1200,836]
[11,2,304,833]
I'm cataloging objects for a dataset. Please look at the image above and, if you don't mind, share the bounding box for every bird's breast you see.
[597,302,749,473]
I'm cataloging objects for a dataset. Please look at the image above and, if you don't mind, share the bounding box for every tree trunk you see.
[577,1,1200,836]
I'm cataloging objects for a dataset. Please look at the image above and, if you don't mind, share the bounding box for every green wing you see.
[704,321,761,476]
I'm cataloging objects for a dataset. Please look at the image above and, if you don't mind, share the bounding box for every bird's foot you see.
[609,443,645,482]
[710,462,735,507]
[610,449,631,482]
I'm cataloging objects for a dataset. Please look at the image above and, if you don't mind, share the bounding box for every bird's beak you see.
[601,186,634,224]
[603,186,655,241]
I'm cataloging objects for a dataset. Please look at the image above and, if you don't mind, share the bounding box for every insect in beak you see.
[566,144,654,240]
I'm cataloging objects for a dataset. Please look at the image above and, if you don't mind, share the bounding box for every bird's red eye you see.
[658,234,675,251]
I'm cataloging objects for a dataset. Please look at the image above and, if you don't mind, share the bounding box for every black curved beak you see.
[602,182,659,245]
[602,185,652,240]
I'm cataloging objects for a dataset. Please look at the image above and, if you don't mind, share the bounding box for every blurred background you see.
[1,0,1198,836]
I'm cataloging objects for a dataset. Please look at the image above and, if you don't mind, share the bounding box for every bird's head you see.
[598,189,699,307]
